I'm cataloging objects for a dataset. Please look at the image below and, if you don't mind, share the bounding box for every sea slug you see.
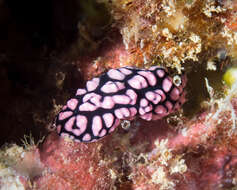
[55,66,186,142]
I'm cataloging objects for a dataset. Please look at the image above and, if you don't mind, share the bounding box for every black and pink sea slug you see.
[55,66,186,142]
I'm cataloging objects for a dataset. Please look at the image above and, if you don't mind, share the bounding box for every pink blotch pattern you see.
[119,67,132,75]
[101,81,119,93]
[59,111,73,120]
[128,75,148,89]
[56,66,186,142]
[79,102,97,111]
[92,116,103,136]
[113,95,130,104]
[67,99,78,110]
[138,71,157,86]
[76,115,87,134]
[86,78,99,91]
[103,113,114,128]
[157,69,165,78]
[170,87,180,101]
[162,77,172,92]
[76,88,86,96]
[101,96,115,109]
[107,69,125,80]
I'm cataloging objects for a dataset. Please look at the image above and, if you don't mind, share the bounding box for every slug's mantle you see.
[55,66,186,142]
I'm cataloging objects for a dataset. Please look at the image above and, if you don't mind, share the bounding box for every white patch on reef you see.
[161,0,176,17]
[203,1,226,18]
[0,168,25,190]
[189,33,201,44]
[206,60,217,71]
[162,28,173,39]
[151,167,176,190]
[168,10,187,31]
[170,157,187,174]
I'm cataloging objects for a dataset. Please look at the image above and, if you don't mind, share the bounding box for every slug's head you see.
[172,73,187,109]
[142,66,187,120]
[151,72,187,121]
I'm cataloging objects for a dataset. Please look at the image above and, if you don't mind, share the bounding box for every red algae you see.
[2,1,237,190]
[96,88,237,189]
[35,133,113,190]
[98,0,235,72]
[32,1,237,187]
[73,31,133,81]
[231,97,237,115]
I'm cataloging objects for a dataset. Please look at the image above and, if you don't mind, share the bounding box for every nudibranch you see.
[55,66,187,142]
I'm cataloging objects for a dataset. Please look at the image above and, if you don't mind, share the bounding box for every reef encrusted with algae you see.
[97,0,237,73]
[0,142,44,190]
[1,0,237,190]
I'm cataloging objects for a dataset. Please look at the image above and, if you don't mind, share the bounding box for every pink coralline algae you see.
[56,66,186,142]
[35,133,113,190]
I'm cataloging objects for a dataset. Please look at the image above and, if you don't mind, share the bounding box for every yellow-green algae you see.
[223,66,237,87]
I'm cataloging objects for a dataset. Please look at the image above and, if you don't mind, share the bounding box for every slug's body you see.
[56,66,186,142]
